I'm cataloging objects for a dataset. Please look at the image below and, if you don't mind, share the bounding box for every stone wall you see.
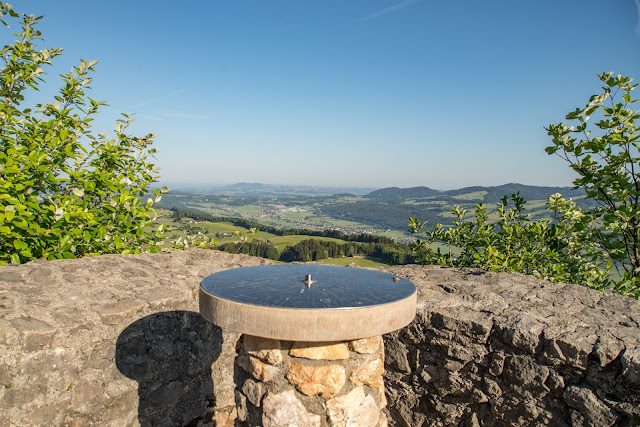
[382,265,640,426]
[0,250,269,426]
[1,250,639,426]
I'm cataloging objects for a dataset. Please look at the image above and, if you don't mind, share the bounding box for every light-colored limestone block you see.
[243,335,284,365]
[378,384,387,408]
[326,387,380,427]
[348,336,382,354]
[290,341,350,360]
[350,356,384,388]
[286,361,346,398]
[236,354,279,382]
[262,390,321,427]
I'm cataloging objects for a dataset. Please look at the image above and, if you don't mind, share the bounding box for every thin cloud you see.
[129,99,154,109]
[166,112,208,120]
[360,0,420,22]
[167,89,185,97]
[140,114,162,121]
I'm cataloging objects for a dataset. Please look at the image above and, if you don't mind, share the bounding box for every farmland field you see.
[317,257,387,268]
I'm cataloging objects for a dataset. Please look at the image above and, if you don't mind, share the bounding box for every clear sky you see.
[9,0,640,189]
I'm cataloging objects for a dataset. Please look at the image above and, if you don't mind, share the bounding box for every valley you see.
[156,182,591,242]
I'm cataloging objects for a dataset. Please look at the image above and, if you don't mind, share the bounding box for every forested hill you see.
[366,186,440,202]
[321,183,593,231]
[366,183,584,203]
[442,183,585,203]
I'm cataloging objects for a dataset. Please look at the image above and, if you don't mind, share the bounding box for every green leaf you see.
[13,240,27,250]
[4,207,15,221]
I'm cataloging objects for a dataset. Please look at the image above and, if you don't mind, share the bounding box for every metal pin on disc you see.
[301,274,316,287]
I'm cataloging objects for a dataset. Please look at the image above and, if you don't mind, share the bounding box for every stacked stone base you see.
[233,334,388,427]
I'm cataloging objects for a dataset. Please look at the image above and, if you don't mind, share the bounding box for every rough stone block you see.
[350,356,384,388]
[326,386,380,427]
[235,390,248,423]
[621,346,640,387]
[9,316,56,351]
[489,352,506,377]
[243,335,284,365]
[289,342,350,360]
[378,384,387,408]
[262,390,321,427]
[564,384,619,426]
[286,361,346,398]
[592,333,625,366]
[241,378,266,407]
[349,336,382,354]
[554,329,599,370]
[236,354,279,383]
[496,313,544,353]
[385,340,410,373]
[211,331,239,410]
[502,355,550,399]
[429,306,493,342]
[213,407,237,427]
[96,300,146,325]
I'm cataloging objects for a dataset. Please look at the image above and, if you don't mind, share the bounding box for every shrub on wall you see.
[411,73,640,299]
[0,3,166,264]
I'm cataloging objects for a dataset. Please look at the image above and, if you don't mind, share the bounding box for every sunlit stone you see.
[286,362,346,398]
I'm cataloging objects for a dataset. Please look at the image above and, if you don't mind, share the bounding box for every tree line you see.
[217,238,415,265]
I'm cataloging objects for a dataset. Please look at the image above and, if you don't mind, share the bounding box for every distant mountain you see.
[319,183,593,230]
[366,186,441,202]
[443,183,585,203]
[365,183,584,204]
[217,183,375,197]
[158,182,375,197]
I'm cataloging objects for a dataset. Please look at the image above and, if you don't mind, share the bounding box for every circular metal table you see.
[199,264,416,341]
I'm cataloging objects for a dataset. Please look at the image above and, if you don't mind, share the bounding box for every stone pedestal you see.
[233,334,388,427]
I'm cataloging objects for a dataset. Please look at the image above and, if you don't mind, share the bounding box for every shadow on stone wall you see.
[116,311,222,426]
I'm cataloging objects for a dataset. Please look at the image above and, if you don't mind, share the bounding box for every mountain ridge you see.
[366,183,585,203]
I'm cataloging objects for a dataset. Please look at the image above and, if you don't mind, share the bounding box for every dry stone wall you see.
[0,250,639,426]
[383,265,640,426]
[234,335,387,426]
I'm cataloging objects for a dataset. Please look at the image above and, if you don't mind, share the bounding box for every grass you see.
[172,199,386,234]
[379,230,407,240]
[158,212,353,253]
[266,235,347,252]
[317,256,387,268]
[452,191,487,201]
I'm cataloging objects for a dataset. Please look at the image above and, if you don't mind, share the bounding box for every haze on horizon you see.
[21,0,640,189]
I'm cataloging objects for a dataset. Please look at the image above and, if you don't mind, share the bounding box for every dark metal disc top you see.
[200,264,415,310]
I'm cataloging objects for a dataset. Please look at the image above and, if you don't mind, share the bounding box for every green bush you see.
[0,3,166,264]
[546,72,640,297]
[410,194,608,288]
[411,72,640,299]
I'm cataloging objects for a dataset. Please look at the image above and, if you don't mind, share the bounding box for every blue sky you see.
[9,0,640,189]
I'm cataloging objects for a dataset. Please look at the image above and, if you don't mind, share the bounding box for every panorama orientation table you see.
[199,264,417,426]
